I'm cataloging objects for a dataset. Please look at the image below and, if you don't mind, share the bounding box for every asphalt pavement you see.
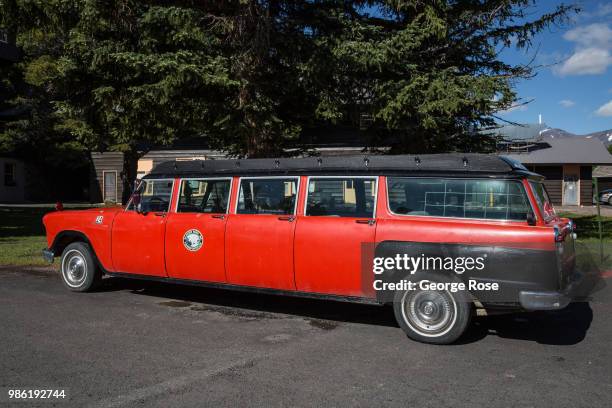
[1,266,611,407]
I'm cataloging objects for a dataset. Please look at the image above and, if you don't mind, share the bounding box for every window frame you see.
[125,178,175,213]
[102,170,118,202]
[4,162,17,187]
[304,175,379,218]
[174,177,233,214]
[385,177,534,222]
[234,176,301,216]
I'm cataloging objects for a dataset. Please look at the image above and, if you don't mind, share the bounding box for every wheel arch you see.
[51,231,106,273]
[374,240,482,308]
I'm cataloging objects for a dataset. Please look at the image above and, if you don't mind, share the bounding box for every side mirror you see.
[526,212,537,226]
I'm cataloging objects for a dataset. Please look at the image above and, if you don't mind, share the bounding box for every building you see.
[90,147,372,204]
[495,124,612,206]
[90,125,612,206]
[593,166,612,192]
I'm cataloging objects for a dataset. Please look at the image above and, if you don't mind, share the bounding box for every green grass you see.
[0,205,97,267]
[557,212,612,240]
[1,207,610,269]
[558,212,612,271]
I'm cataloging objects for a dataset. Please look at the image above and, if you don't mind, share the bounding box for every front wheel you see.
[60,242,101,292]
[393,273,472,344]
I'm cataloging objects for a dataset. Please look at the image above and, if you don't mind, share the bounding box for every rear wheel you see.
[393,273,471,344]
[60,242,101,292]
[608,196,612,206]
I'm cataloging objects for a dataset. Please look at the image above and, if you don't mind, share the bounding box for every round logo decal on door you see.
[183,229,204,252]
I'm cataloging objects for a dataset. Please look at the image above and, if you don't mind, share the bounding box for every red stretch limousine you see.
[42,154,583,344]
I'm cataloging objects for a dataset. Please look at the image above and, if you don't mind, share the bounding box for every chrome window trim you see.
[304,175,379,218]
[174,177,234,214]
[234,176,301,216]
[124,178,175,213]
[385,176,534,223]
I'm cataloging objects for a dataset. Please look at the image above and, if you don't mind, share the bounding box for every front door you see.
[563,165,579,206]
[294,177,378,297]
[111,179,174,276]
[165,178,232,282]
[225,177,299,290]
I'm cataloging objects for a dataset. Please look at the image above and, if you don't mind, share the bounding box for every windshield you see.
[529,181,556,221]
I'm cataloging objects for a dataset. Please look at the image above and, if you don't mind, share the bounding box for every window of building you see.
[4,162,16,187]
[306,177,376,218]
[237,178,298,215]
[177,179,231,213]
[103,171,117,202]
[387,178,531,221]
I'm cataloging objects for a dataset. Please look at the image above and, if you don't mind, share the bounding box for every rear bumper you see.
[42,248,54,263]
[519,290,571,310]
[519,269,594,311]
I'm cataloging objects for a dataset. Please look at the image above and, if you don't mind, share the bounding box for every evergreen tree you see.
[0,0,578,196]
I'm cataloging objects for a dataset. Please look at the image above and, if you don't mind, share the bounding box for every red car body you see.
[42,154,583,343]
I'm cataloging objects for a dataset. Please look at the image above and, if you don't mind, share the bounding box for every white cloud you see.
[581,3,612,20]
[559,99,575,108]
[596,3,612,18]
[555,23,612,76]
[555,48,611,75]
[595,100,612,116]
[563,23,612,48]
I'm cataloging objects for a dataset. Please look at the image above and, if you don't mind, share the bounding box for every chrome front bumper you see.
[42,248,54,263]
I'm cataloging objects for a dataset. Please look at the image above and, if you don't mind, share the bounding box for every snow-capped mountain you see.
[582,129,612,147]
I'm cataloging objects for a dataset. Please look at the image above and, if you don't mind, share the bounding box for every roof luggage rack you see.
[145,153,537,179]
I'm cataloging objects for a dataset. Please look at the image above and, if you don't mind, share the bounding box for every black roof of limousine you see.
[144,153,542,179]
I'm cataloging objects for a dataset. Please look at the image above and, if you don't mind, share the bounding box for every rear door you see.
[165,178,232,282]
[111,178,174,276]
[294,176,378,296]
[225,177,299,290]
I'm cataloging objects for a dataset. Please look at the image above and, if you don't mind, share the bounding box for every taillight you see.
[554,225,565,242]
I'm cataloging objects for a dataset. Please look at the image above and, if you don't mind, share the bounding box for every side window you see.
[177,179,231,213]
[237,178,298,215]
[306,177,376,217]
[530,181,555,221]
[127,179,173,213]
[387,178,531,221]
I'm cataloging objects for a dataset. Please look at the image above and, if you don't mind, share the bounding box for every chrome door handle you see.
[153,212,166,217]
[212,214,225,220]
[355,219,375,225]
[278,216,295,222]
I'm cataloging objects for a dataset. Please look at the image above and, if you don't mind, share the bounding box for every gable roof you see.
[504,134,612,165]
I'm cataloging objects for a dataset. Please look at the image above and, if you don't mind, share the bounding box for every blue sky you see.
[498,1,612,134]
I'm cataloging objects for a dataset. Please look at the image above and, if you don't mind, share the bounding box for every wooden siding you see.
[529,165,562,206]
[90,152,124,203]
[580,166,593,206]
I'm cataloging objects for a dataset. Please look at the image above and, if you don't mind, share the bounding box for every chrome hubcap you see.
[402,286,456,337]
[62,250,87,287]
